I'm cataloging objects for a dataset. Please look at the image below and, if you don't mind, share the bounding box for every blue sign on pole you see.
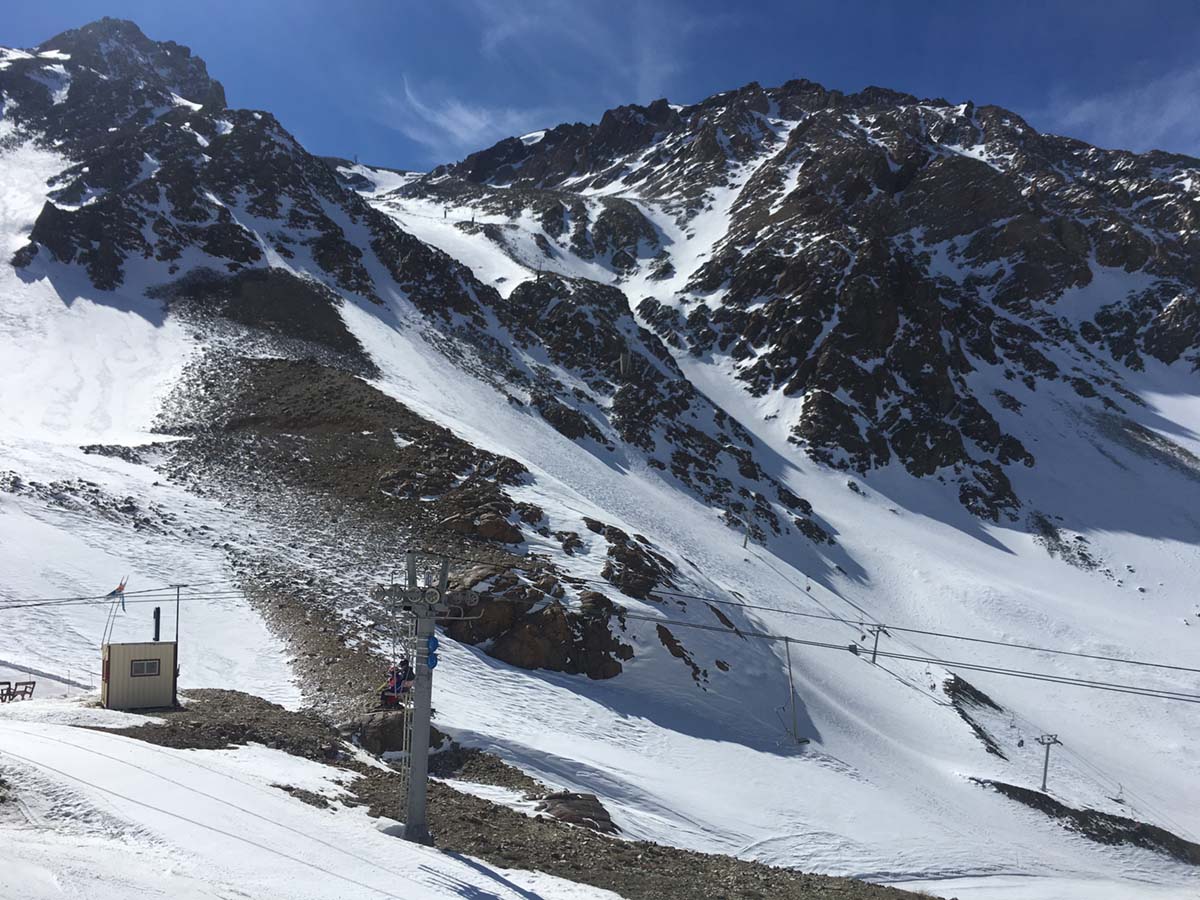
[426,635,440,669]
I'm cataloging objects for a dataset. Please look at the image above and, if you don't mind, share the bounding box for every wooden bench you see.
[7,681,35,701]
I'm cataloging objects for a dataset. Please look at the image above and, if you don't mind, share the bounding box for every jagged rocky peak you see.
[2,18,495,326]
[400,74,1200,521]
[0,19,226,156]
[443,84,789,197]
[39,17,224,108]
[441,78,940,199]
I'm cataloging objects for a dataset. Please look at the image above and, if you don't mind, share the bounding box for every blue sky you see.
[6,1,1200,169]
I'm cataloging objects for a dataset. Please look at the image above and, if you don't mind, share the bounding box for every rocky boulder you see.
[441,511,524,544]
[488,602,633,680]
[340,710,408,755]
[490,604,574,671]
[534,791,619,834]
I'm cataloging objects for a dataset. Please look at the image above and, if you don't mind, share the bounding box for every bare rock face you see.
[488,602,633,680]
[534,791,619,834]
[476,513,523,544]
[583,517,677,600]
[441,568,635,677]
[656,624,707,686]
[421,78,1200,522]
[341,710,408,756]
[444,597,523,644]
[490,604,574,672]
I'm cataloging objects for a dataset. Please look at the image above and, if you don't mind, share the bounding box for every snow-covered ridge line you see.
[2,18,1200,900]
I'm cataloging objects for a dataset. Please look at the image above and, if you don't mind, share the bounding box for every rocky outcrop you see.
[942,675,1007,759]
[341,710,409,755]
[441,510,524,544]
[582,517,676,600]
[534,792,619,834]
[424,78,1200,521]
[655,624,707,686]
[977,779,1200,865]
[489,601,633,680]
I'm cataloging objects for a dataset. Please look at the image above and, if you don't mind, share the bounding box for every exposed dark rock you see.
[106,689,342,761]
[445,595,527,644]
[339,710,409,755]
[148,267,374,372]
[476,512,523,543]
[534,791,619,834]
[1029,513,1100,570]
[581,518,677,600]
[272,783,331,809]
[489,601,633,680]
[655,624,707,686]
[942,675,1007,758]
[977,779,1200,865]
[533,392,607,443]
[156,357,528,546]
[80,443,146,465]
[556,531,585,555]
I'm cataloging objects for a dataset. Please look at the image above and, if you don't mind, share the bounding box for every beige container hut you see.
[101,641,177,710]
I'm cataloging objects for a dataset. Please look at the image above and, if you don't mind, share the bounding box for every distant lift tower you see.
[374,551,479,844]
[1036,733,1063,792]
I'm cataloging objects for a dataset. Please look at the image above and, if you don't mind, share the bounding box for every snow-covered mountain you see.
[2,18,1200,900]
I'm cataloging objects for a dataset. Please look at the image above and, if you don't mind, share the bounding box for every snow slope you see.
[2,37,1200,900]
[0,131,297,705]
[0,712,620,899]
[1,133,1193,897]
[337,293,1200,898]
[353,135,1200,898]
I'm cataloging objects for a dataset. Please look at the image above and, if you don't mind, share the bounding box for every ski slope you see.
[338,291,1200,898]
[1,105,1199,900]
[0,707,619,900]
[0,131,298,706]
[357,151,1200,898]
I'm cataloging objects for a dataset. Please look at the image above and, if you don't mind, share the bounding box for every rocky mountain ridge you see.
[5,18,1200,895]
[2,20,829,549]
[0,19,835,689]
[388,79,1200,521]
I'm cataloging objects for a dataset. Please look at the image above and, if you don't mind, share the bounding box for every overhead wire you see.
[421,545,1200,675]
[10,555,1197,833]
[0,579,236,605]
[468,578,1200,704]
[0,591,248,612]
[0,746,410,899]
[10,559,1196,697]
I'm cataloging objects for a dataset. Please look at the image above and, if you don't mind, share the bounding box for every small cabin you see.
[101,641,177,710]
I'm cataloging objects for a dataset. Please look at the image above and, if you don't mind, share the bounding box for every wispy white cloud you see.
[464,0,726,105]
[1040,64,1200,156]
[375,1,737,163]
[377,77,551,160]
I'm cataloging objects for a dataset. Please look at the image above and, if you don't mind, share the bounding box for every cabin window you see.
[131,659,160,677]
